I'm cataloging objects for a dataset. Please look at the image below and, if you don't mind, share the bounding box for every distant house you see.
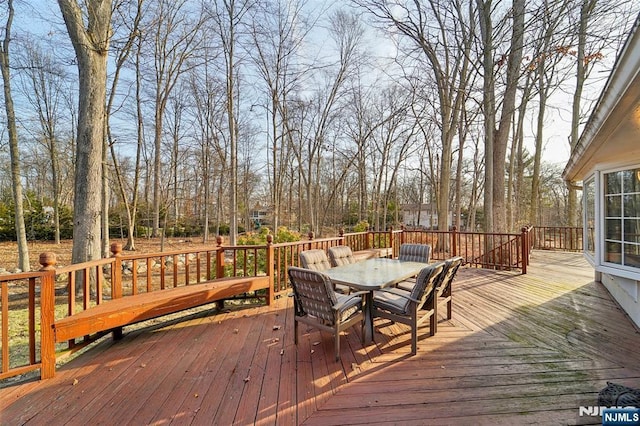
[563,15,640,327]
[249,207,269,227]
[401,203,452,229]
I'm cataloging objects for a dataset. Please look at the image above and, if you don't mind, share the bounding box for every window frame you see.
[599,164,640,274]
[583,175,596,264]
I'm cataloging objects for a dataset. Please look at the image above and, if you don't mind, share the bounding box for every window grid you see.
[604,168,640,268]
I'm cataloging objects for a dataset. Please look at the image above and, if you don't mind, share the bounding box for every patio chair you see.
[432,256,464,330]
[287,266,366,361]
[395,243,432,291]
[328,245,356,267]
[398,243,432,263]
[300,249,350,294]
[299,249,332,271]
[371,262,445,355]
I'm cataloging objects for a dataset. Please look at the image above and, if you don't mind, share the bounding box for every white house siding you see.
[600,272,640,327]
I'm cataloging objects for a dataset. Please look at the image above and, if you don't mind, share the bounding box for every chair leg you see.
[447,294,452,319]
[411,319,417,355]
[294,319,299,345]
[411,306,418,355]
[334,330,340,361]
[430,300,438,336]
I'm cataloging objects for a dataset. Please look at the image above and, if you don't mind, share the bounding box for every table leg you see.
[364,291,375,343]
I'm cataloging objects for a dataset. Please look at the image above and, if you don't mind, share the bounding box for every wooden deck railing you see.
[530,226,583,252]
[0,226,546,382]
[270,234,344,292]
[1,269,49,380]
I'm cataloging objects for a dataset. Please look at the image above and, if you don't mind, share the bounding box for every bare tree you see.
[527,0,573,225]
[343,80,375,224]
[354,0,473,238]
[290,10,365,234]
[0,0,29,271]
[248,0,314,232]
[476,0,525,232]
[361,85,419,230]
[57,0,112,281]
[147,0,203,238]
[206,0,254,245]
[20,42,68,245]
[566,0,637,226]
[188,49,228,242]
[108,0,143,250]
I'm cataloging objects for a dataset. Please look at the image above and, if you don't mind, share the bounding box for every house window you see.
[584,177,595,257]
[603,167,640,268]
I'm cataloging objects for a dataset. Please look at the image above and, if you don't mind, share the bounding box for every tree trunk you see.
[568,0,595,227]
[58,0,112,270]
[0,0,30,271]
[477,0,495,232]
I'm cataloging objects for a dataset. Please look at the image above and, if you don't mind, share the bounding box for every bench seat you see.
[53,276,270,343]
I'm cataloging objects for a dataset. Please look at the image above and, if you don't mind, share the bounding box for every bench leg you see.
[112,327,123,340]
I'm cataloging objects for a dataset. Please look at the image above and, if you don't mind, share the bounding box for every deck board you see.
[1,251,639,425]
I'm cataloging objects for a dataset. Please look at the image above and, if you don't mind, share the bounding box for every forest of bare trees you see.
[0,0,638,270]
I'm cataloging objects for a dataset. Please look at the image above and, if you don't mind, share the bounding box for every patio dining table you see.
[324,257,428,343]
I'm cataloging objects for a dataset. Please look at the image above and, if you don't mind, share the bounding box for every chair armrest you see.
[333,292,367,311]
[375,288,420,304]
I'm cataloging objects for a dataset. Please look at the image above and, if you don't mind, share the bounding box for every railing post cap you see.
[266,234,273,244]
[39,252,57,270]
[308,231,314,240]
[111,242,123,256]
[216,235,224,246]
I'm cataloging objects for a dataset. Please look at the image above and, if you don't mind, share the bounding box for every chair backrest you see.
[299,249,332,271]
[411,262,445,309]
[287,266,338,324]
[436,256,464,296]
[328,246,356,267]
[398,243,431,263]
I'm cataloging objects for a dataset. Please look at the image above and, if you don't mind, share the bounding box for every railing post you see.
[388,226,394,254]
[307,231,314,250]
[110,243,123,299]
[338,227,345,247]
[365,228,372,250]
[266,234,274,305]
[39,252,57,379]
[109,243,125,340]
[521,227,528,275]
[216,235,225,279]
[451,226,457,257]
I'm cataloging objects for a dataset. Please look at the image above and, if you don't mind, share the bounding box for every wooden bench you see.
[353,247,393,261]
[53,275,271,343]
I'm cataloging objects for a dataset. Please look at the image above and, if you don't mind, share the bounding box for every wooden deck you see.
[2,251,639,425]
